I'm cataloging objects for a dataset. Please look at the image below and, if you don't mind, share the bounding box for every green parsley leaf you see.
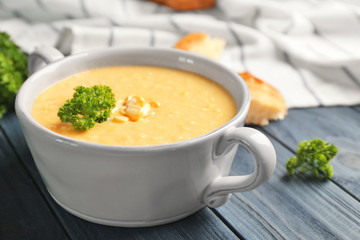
[57,85,116,131]
[286,138,338,179]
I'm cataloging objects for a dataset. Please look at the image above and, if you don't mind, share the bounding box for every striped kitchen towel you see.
[0,0,360,108]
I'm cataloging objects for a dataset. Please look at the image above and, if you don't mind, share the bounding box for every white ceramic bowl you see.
[15,46,276,227]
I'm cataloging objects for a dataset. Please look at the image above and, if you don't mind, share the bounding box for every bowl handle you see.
[203,127,276,208]
[28,46,64,75]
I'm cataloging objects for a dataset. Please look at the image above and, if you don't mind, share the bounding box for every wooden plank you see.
[0,123,69,239]
[214,134,360,240]
[261,106,360,199]
[1,112,239,240]
[353,106,360,113]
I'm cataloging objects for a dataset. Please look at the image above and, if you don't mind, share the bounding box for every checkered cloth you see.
[1,0,360,108]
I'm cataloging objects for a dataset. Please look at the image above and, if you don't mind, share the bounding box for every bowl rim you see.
[15,47,250,153]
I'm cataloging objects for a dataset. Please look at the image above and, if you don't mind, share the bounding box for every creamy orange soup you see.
[32,66,237,146]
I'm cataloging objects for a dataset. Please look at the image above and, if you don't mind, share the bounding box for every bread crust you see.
[174,33,208,50]
[174,33,225,59]
[240,72,287,126]
[150,0,216,10]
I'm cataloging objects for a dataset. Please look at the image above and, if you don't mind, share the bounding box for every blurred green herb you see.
[286,138,338,179]
[57,85,116,131]
[0,32,28,119]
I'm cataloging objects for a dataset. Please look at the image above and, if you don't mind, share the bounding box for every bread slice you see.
[240,72,287,126]
[150,0,216,10]
[174,33,226,60]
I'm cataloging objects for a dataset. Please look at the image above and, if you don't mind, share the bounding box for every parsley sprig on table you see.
[0,32,28,119]
[286,139,338,179]
[57,85,116,131]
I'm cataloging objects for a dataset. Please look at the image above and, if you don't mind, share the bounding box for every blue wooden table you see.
[1,106,360,240]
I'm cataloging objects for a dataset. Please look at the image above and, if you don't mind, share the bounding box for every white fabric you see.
[1,0,360,108]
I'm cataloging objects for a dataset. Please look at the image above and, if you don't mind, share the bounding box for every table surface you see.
[1,105,360,240]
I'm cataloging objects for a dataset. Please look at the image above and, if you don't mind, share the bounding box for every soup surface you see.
[32,66,237,146]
